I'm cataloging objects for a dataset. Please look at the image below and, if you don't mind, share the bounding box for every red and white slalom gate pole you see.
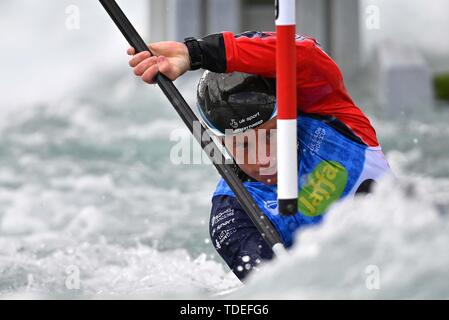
[276,0,298,215]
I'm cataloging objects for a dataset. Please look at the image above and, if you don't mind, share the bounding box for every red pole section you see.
[276,0,298,215]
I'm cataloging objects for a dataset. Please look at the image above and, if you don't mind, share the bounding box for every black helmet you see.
[197,71,277,136]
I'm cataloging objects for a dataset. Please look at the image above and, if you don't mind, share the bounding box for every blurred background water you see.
[0,0,448,299]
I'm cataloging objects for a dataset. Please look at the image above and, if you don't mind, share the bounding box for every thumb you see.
[149,42,165,56]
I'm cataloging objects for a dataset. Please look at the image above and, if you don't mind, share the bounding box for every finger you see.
[129,51,151,67]
[134,56,158,77]
[141,64,160,84]
[127,47,135,55]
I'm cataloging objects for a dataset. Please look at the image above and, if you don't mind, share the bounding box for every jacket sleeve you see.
[210,195,274,281]
[196,32,380,147]
[198,31,316,81]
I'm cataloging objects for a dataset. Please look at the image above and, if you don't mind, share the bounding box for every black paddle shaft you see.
[98,0,284,249]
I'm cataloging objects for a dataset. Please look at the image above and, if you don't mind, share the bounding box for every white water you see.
[0,0,448,299]
[237,175,449,299]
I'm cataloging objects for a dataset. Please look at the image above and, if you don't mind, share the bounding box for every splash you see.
[231,174,449,299]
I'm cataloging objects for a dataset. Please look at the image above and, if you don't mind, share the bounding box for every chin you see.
[258,175,278,185]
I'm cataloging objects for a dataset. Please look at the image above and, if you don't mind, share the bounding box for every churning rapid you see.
[0,0,448,299]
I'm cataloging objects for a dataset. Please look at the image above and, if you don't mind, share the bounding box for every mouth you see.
[259,157,278,177]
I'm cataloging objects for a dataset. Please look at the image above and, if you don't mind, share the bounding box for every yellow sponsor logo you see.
[299,161,348,217]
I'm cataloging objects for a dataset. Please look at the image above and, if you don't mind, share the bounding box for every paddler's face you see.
[223,118,278,185]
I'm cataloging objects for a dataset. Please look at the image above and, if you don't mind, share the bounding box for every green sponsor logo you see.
[299,161,348,217]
